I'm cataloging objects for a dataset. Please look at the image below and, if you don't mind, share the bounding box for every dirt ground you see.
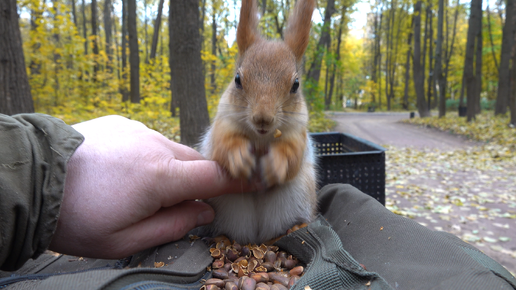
[329,111,516,276]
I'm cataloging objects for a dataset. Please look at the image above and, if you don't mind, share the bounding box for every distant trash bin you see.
[367,106,375,112]
[458,106,467,117]
[410,112,415,118]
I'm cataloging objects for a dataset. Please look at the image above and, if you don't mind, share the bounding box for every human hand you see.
[49,115,256,259]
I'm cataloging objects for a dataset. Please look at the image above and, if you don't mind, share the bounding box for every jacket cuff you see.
[0,113,84,271]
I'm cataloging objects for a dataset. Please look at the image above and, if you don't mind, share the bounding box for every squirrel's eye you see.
[290,78,299,93]
[235,73,243,89]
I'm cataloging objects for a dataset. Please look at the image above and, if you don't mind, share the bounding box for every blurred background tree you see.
[2,0,515,144]
[0,0,34,114]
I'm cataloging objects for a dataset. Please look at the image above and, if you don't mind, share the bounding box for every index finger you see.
[155,159,261,207]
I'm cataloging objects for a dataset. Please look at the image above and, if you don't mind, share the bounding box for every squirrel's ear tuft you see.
[237,0,261,54]
[284,0,315,63]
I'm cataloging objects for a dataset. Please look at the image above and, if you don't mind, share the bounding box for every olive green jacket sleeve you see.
[0,113,84,271]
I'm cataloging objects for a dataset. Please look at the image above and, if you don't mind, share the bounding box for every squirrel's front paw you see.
[213,139,255,179]
[260,146,289,186]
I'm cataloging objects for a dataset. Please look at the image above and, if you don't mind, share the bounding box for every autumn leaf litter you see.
[384,114,516,274]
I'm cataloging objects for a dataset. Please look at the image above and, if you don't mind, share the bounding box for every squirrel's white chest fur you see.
[199,130,317,244]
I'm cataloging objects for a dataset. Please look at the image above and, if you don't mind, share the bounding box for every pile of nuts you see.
[200,235,305,290]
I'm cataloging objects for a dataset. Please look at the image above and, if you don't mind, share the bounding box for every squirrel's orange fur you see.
[199,0,317,244]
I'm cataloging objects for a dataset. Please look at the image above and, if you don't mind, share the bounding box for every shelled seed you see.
[289,266,304,276]
[239,276,256,290]
[288,276,300,288]
[212,269,229,279]
[256,282,270,290]
[268,273,289,287]
[270,284,288,290]
[205,278,225,288]
[225,282,238,290]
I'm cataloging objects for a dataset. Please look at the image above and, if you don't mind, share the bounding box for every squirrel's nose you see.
[252,113,275,127]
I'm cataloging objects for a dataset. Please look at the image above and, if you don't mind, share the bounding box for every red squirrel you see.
[200,0,317,244]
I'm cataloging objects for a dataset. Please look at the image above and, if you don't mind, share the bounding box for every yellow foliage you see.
[308,111,336,133]
[405,112,516,159]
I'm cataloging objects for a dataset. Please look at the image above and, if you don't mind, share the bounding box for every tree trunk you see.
[273,14,284,39]
[426,5,435,109]
[324,60,329,104]
[384,3,392,111]
[66,0,74,70]
[474,28,483,115]
[91,0,99,81]
[413,1,430,117]
[495,0,515,115]
[71,0,77,27]
[0,0,34,114]
[464,0,482,122]
[378,47,382,109]
[121,0,129,102]
[211,6,217,95]
[82,0,88,55]
[371,6,381,105]
[104,0,113,73]
[386,2,403,111]
[128,0,140,103]
[328,5,347,110]
[511,87,516,126]
[403,16,413,110]
[169,0,210,146]
[511,5,516,127]
[486,5,499,74]
[306,0,336,100]
[200,0,206,34]
[511,51,516,125]
[435,0,445,117]
[422,4,429,94]
[169,2,177,116]
[443,0,459,105]
[52,0,60,105]
[324,40,332,110]
[114,11,120,80]
[144,0,149,64]
[150,0,165,60]
[30,0,44,76]
[459,74,465,107]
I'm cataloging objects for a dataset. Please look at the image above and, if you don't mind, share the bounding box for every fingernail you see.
[196,209,214,226]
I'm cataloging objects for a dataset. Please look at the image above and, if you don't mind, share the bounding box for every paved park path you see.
[328,111,516,276]
[330,112,479,149]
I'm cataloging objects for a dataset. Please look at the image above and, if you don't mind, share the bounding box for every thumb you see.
[113,201,214,257]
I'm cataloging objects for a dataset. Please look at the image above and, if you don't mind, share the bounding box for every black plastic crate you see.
[309,132,386,205]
